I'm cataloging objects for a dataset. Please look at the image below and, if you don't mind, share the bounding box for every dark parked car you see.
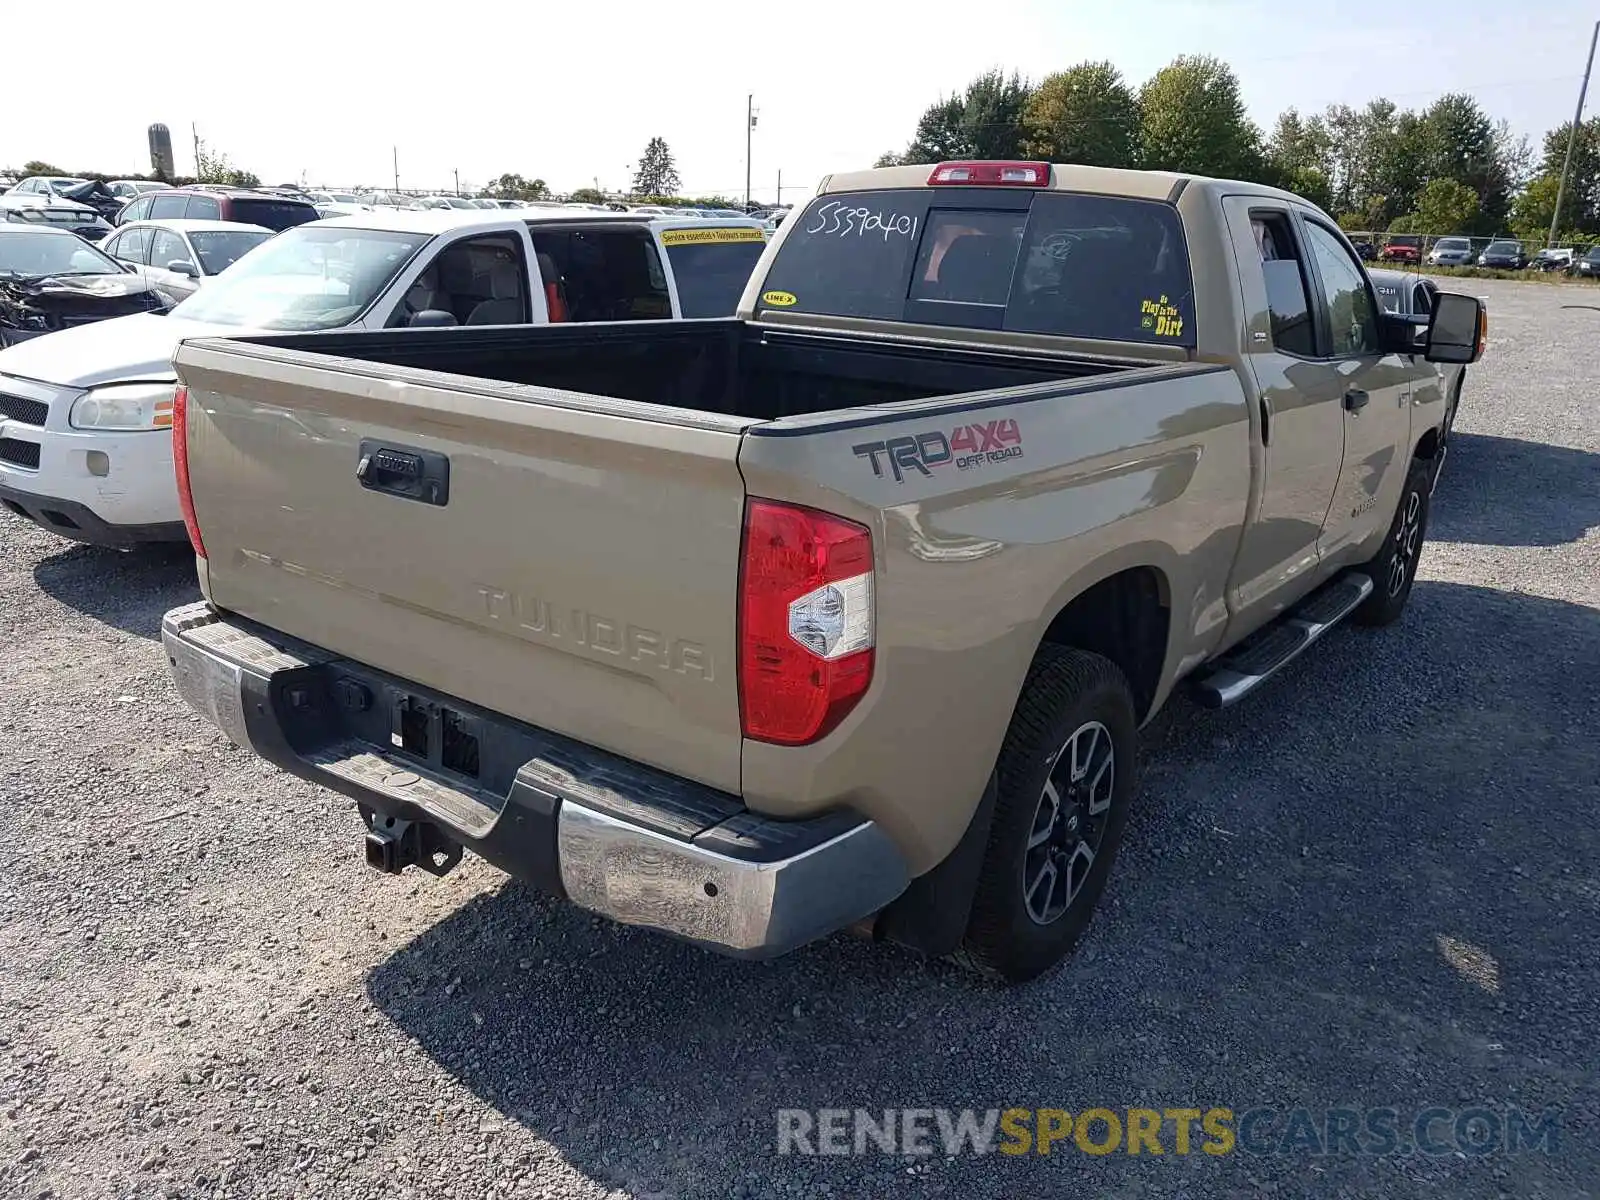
[1350,239,1377,261]
[52,180,129,221]
[1571,246,1600,277]
[1379,234,1422,264]
[0,226,170,347]
[1477,240,1527,269]
[114,187,318,232]
[0,198,113,242]
[1529,247,1576,273]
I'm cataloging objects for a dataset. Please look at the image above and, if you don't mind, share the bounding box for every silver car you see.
[1426,236,1474,267]
[1370,268,1467,448]
[99,219,275,302]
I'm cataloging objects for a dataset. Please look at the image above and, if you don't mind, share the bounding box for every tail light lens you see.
[171,384,206,559]
[739,500,874,745]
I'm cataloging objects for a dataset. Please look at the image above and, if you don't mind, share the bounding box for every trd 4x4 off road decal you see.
[853,419,1024,483]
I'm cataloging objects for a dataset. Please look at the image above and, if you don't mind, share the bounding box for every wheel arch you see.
[1035,556,1176,726]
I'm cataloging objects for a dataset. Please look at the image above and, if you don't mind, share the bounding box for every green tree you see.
[1537,118,1600,232]
[21,160,66,176]
[1022,61,1139,166]
[1417,93,1507,228]
[962,69,1032,159]
[1266,107,1333,179]
[1509,173,1564,242]
[903,70,1032,163]
[632,137,680,196]
[568,187,608,205]
[194,141,258,188]
[1138,55,1263,179]
[903,96,969,163]
[484,173,550,201]
[1413,177,1480,233]
[1287,166,1334,212]
[873,151,903,168]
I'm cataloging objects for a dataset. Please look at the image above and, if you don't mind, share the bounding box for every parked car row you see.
[0,207,769,544]
[1377,233,1598,273]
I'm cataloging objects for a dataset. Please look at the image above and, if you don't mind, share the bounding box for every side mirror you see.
[1423,292,1487,364]
[167,260,198,278]
[1379,312,1429,355]
[407,309,457,328]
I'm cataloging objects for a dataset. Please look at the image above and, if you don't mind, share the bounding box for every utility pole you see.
[776,168,782,206]
[745,94,756,210]
[192,123,201,176]
[393,146,399,193]
[454,168,460,196]
[1551,20,1600,247]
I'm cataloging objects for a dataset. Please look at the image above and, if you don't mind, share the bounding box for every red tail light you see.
[927,160,1050,187]
[171,384,206,559]
[739,500,875,745]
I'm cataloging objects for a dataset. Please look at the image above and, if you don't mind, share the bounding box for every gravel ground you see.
[1,278,1596,1200]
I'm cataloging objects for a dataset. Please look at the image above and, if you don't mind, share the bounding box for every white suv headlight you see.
[68,383,175,431]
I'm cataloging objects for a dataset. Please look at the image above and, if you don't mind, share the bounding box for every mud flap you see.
[873,772,999,958]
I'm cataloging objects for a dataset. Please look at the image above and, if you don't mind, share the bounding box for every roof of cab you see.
[817,162,1306,207]
[310,207,767,237]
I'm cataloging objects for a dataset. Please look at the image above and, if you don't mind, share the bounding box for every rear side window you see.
[1251,212,1316,357]
[230,199,318,231]
[660,227,766,317]
[119,195,154,224]
[185,194,221,220]
[112,226,152,265]
[149,193,187,219]
[759,188,1195,347]
[530,227,672,322]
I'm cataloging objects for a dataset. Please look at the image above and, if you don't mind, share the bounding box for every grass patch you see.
[1373,263,1600,285]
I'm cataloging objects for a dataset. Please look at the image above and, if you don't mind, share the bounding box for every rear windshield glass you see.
[230,199,318,232]
[758,188,1195,346]
[661,228,766,318]
[1434,238,1470,250]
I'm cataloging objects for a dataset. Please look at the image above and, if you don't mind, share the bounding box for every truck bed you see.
[208,318,1141,425]
[172,318,1235,833]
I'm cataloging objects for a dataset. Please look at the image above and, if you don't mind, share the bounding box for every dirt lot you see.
[1,278,1596,1199]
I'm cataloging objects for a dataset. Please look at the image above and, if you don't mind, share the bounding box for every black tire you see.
[1353,455,1432,628]
[952,646,1138,983]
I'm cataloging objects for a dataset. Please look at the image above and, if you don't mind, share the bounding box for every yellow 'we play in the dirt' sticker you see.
[1139,295,1185,338]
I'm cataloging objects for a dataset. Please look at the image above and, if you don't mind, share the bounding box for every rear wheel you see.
[952,646,1137,983]
[1354,455,1432,627]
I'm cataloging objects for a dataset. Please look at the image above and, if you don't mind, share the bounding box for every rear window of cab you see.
[757,188,1195,347]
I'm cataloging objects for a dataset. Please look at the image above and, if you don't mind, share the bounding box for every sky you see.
[4,0,1597,202]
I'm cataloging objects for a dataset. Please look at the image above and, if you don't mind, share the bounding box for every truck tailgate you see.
[174,338,754,794]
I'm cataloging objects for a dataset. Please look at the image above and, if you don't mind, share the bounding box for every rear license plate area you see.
[388,694,482,781]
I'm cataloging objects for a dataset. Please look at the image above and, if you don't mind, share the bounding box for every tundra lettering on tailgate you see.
[853,419,1024,483]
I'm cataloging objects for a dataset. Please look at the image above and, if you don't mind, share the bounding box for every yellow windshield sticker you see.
[660,226,766,246]
[1139,294,1185,338]
[762,290,798,307]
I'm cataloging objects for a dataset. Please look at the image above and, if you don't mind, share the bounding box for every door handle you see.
[356,439,450,506]
[1258,394,1272,446]
[1343,388,1369,412]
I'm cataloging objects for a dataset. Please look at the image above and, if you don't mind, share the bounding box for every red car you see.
[1379,235,1422,264]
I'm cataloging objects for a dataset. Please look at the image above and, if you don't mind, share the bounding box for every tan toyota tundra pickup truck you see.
[161,160,1486,982]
